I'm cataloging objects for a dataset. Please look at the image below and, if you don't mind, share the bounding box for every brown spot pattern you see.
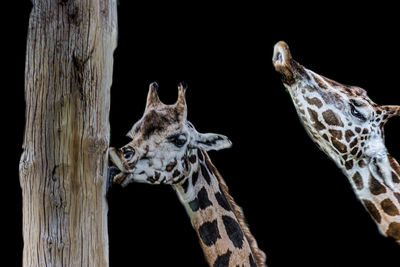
[349,138,358,148]
[388,155,400,182]
[392,172,400,183]
[358,160,366,168]
[345,130,355,142]
[369,174,387,195]
[331,138,347,153]
[307,108,326,131]
[166,160,177,172]
[344,160,354,170]
[312,74,328,89]
[189,155,197,164]
[173,170,181,180]
[350,147,358,156]
[380,198,399,216]
[386,222,400,240]
[322,109,344,126]
[305,96,323,108]
[329,129,342,140]
[362,199,381,223]
[352,172,363,190]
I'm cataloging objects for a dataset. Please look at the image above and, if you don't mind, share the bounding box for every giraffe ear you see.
[385,105,400,118]
[380,105,400,125]
[190,133,232,151]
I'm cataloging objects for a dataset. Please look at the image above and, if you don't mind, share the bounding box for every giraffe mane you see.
[202,150,267,267]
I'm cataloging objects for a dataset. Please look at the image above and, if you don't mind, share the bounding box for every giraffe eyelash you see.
[350,104,366,121]
[350,99,365,107]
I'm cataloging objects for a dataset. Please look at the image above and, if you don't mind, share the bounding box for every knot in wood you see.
[86,136,108,153]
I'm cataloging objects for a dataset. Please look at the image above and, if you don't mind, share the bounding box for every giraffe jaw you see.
[110,168,131,186]
[108,165,129,186]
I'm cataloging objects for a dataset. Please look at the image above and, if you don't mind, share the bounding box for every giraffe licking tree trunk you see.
[108,83,266,267]
[272,41,400,243]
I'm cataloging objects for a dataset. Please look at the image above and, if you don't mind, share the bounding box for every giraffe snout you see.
[272,41,296,85]
[272,41,292,67]
[108,147,135,185]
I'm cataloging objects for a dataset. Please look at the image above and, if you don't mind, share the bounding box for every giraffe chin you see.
[114,171,131,186]
[108,165,131,186]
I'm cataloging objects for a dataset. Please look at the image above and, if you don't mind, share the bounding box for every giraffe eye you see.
[350,104,366,121]
[169,134,187,147]
[122,147,135,161]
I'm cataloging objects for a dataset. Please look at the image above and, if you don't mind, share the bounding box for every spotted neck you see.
[288,69,400,243]
[272,41,400,243]
[348,155,400,242]
[173,149,266,267]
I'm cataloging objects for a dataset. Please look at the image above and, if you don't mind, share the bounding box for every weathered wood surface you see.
[19,1,117,266]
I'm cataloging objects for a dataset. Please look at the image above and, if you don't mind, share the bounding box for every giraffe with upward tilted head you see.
[108,82,266,266]
[272,41,400,243]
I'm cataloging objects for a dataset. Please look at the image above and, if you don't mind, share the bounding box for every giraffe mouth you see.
[108,165,130,186]
[108,147,134,186]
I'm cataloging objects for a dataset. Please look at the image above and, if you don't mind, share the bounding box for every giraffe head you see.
[109,82,232,186]
[272,41,400,189]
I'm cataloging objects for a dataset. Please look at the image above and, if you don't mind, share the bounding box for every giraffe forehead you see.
[308,70,368,98]
[298,82,347,110]
[143,107,183,128]
[292,69,377,111]
[128,108,186,140]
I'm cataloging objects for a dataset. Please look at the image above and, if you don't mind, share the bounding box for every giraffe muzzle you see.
[272,41,308,86]
[108,165,130,186]
[108,147,134,185]
[272,41,290,66]
[272,41,293,81]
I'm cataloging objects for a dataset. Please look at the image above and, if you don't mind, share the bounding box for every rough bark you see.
[19,1,117,266]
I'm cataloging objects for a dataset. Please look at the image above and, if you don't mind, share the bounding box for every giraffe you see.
[272,41,400,243]
[108,82,267,267]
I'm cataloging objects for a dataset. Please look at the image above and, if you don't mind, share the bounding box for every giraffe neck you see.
[284,68,400,243]
[343,154,400,242]
[173,149,266,267]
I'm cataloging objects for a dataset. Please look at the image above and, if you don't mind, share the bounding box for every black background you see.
[4,1,400,266]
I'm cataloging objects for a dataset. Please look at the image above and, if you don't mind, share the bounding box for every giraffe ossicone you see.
[109,82,266,266]
[273,41,400,243]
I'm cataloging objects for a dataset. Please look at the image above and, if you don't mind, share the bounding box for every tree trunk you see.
[19,1,117,266]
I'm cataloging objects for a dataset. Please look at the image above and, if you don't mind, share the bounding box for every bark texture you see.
[19,1,117,266]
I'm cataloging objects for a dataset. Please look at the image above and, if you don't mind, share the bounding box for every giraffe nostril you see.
[275,52,283,64]
[273,41,292,67]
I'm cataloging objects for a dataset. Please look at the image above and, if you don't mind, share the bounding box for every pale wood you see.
[19,1,117,266]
